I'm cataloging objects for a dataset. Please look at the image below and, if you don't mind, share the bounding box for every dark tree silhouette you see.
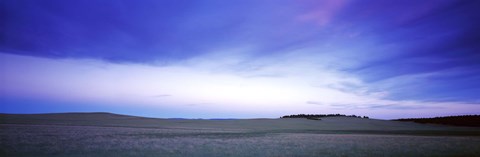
[281,114,370,120]
[394,115,480,127]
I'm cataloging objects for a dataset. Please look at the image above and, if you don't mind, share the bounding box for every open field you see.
[1,113,480,157]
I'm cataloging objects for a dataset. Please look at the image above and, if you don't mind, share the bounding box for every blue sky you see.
[1,0,480,119]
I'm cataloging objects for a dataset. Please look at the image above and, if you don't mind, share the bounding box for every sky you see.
[1,0,480,119]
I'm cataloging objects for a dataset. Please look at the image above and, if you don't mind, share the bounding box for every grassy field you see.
[1,113,480,157]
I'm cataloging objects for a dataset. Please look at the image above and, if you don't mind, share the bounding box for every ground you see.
[1,113,479,157]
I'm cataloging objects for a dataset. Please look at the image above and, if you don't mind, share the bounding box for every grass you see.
[1,112,480,157]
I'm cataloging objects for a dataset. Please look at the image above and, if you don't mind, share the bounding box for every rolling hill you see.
[2,112,480,157]
[1,112,478,135]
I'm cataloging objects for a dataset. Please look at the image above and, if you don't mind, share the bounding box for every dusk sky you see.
[1,0,480,119]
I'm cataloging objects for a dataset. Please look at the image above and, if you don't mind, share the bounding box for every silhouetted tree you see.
[281,114,370,120]
[393,115,480,127]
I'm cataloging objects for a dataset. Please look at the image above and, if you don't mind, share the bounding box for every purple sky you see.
[1,0,480,119]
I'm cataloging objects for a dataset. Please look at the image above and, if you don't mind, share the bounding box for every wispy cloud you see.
[152,94,171,98]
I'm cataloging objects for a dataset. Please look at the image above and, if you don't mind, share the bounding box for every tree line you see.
[394,115,480,127]
[281,114,369,120]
